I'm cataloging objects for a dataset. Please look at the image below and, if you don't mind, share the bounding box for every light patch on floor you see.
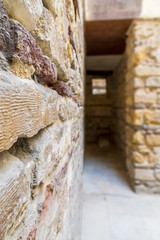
[82,144,160,240]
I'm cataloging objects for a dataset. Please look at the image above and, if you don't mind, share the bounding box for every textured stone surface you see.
[126,20,160,192]
[0,0,84,238]
[5,115,83,240]
[0,152,29,239]
[0,0,84,240]
[0,0,57,85]
[31,7,70,81]
[134,169,155,181]
[110,20,160,193]
[0,69,58,152]
[3,0,43,31]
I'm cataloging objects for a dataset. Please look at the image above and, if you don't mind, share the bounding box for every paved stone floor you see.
[81,144,160,240]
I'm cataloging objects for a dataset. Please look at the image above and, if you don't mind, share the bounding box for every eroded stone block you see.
[0,70,58,152]
[3,0,43,31]
[0,152,29,239]
[134,168,155,181]
[146,135,160,146]
[31,8,70,81]
[0,1,57,85]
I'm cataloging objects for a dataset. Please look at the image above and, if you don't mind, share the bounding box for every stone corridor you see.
[82,144,160,240]
[1,0,160,238]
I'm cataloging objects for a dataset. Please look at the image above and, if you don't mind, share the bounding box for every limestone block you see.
[145,110,160,125]
[0,151,29,239]
[43,0,69,40]
[137,145,150,154]
[134,65,160,77]
[154,169,160,181]
[66,0,77,23]
[27,122,72,185]
[146,77,160,87]
[146,135,160,146]
[157,94,160,104]
[0,3,57,85]
[10,98,81,187]
[132,151,145,163]
[131,109,144,126]
[14,120,72,187]
[153,147,160,155]
[133,131,145,144]
[149,153,160,163]
[134,168,155,181]
[36,151,71,240]
[31,8,70,80]
[9,56,35,80]
[134,89,157,104]
[0,70,58,152]
[3,0,43,31]
[134,77,145,88]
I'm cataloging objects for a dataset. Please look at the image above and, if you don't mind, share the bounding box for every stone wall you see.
[109,57,127,152]
[85,75,111,143]
[0,0,84,239]
[110,19,160,193]
[126,19,160,193]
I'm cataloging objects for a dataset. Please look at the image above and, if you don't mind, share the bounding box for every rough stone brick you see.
[0,1,57,85]
[154,169,160,181]
[0,151,29,239]
[146,135,160,146]
[146,77,160,87]
[0,70,58,152]
[134,77,145,88]
[9,96,81,188]
[132,151,145,164]
[31,8,70,81]
[131,109,144,126]
[0,0,84,238]
[149,153,160,163]
[133,131,145,144]
[134,89,157,104]
[36,151,71,240]
[3,0,43,31]
[43,0,69,41]
[134,168,155,181]
[145,110,160,125]
[12,120,73,187]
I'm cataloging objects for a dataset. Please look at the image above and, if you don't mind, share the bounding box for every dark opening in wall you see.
[92,78,107,95]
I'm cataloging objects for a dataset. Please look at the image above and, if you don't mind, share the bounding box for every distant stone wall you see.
[111,19,160,193]
[109,57,127,152]
[0,0,84,239]
[126,19,160,193]
[85,75,111,143]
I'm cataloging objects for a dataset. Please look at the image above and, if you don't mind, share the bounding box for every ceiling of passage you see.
[85,0,142,21]
[85,0,142,71]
